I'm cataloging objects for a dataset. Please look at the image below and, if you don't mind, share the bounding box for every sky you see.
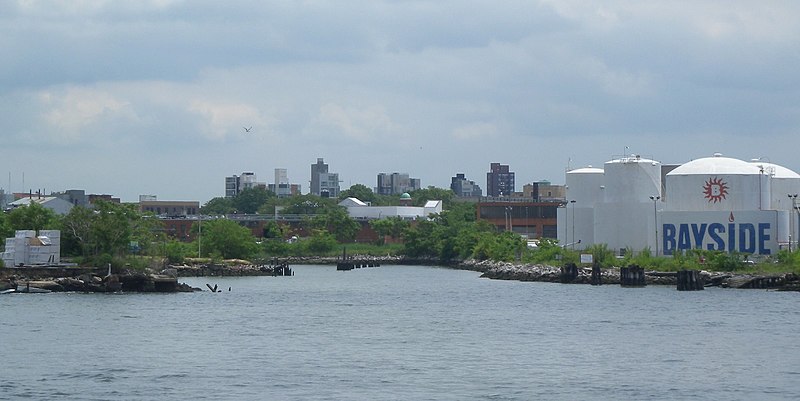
[2,0,799,203]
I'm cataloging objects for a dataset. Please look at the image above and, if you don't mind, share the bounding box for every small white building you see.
[1,230,61,267]
[338,198,443,220]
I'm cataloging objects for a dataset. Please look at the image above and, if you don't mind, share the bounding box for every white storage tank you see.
[603,155,662,204]
[665,153,769,212]
[565,167,604,206]
[749,161,800,211]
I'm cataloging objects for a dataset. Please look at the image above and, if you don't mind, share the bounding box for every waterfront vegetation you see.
[1,186,799,274]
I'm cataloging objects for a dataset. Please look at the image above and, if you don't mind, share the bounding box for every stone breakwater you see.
[0,267,198,293]
[459,259,800,290]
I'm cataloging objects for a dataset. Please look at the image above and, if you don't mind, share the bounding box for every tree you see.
[312,206,360,242]
[0,212,13,242]
[7,202,58,233]
[90,201,147,257]
[232,187,274,214]
[200,197,235,215]
[339,184,376,203]
[59,201,160,261]
[305,229,337,254]
[370,216,410,240]
[200,219,258,259]
[409,186,455,208]
[60,206,95,257]
[280,194,333,215]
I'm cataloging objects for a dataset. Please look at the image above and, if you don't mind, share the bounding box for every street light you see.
[569,200,576,250]
[650,195,660,256]
[505,206,513,232]
[789,194,798,252]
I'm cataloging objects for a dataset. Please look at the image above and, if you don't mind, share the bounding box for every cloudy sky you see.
[2,1,799,203]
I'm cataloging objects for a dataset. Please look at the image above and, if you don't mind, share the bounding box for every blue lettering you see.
[708,223,725,251]
[691,224,707,249]
[739,223,756,253]
[759,223,771,255]
[662,221,772,255]
[728,223,736,253]
[663,224,676,255]
[677,224,691,251]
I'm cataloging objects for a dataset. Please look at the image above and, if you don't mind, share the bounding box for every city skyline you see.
[3,1,799,202]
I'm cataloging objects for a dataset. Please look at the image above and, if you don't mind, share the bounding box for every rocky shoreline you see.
[2,256,798,292]
[0,268,198,293]
[460,259,800,290]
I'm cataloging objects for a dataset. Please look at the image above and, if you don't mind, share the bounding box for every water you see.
[1,265,798,400]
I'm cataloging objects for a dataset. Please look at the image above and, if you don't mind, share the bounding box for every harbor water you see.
[1,265,798,400]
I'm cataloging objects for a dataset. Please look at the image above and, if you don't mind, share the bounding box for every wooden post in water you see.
[677,270,704,291]
[591,260,602,285]
[620,265,646,287]
[560,263,578,283]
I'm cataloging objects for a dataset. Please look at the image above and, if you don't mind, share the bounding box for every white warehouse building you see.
[558,153,800,256]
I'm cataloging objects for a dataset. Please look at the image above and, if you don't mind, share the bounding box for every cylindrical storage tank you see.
[666,154,769,212]
[565,167,604,206]
[750,161,800,211]
[603,155,662,204]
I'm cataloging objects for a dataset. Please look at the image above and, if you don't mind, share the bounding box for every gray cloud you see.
[1,1,799,202]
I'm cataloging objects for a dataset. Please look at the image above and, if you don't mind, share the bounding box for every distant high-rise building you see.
[487,163,515,197]
[310,158,340,198]
[269,168,301,198]
[450,173,482,197]
[523,181,566,202]
[225,172,260,198]
[376,172,421,195]
[274,168,290,198]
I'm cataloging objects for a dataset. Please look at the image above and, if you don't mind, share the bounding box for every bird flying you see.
[243,126,252,133]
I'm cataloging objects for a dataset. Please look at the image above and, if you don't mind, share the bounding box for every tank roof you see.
[606,155,659,165]
[749,161,800,179]
[567,167,604,174]
[668,154,762,176]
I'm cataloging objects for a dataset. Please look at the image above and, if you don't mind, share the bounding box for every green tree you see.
[232,187,274,214]
[200,219,258,259]
[0,211,13,242]
[7,202,58,233]
[409,186,455,208]
[305,229,337,254]
[339,183,376,203]
[312,206,360,242]
[472,231,525,261]
[370,216,410,240]
[200,197,235,215]
[60,206,95,257]
[59,202,159,261]
[90,201,144,257]
[280,194,333,215]
[401,220,442,258]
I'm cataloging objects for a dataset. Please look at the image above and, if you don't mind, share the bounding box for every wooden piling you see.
[590,260,602,286]
[560,263,578,283]
[620,265,646,287]
[677,270,704,291]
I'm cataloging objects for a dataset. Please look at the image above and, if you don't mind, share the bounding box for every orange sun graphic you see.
[703,177,728,203]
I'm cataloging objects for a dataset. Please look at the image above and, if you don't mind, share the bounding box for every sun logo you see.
[703,177,728,203]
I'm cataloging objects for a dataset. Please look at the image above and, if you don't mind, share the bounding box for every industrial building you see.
[1,230,61,267]
[558,153,800,256]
